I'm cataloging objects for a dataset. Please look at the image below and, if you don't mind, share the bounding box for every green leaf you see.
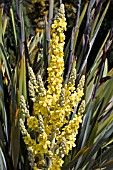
[99,159,113,169]
[89,146,113,169]
[103,58,108,77]
[88,30,110,84]
[78,1,111,75]
[89,11,100,40]
[29,33,39,54]
[11,122,20,169]
[97,77,113,116]
[97,110,113,137]
[73,2,88,53]
[0,7,3,39]
[81,121,113,169]
[10,8,17,46]
[62,147,90,170]
[0,98,8,142]
[2,15,8,37]
[19,56,27,102]
[94,1,111,38]
[0,43,11,80]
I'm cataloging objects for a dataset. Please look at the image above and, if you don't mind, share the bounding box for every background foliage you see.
[0,0,113,169]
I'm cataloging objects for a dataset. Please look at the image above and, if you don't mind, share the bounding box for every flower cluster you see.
[19,4,85,170]
[56,100,85,155]
[47,3,67,100]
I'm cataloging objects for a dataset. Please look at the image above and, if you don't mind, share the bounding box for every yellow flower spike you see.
[59,88,65,107]
[28,66,38,92]
[56,103,84,156]
[76,75,85,102]
[63,74,85,119]
[78,100,85,115]
[20,118,37,153]
[19,118,28,136]
[68,68,76,89]
[33,74,49,117]
[28,147,35,169]
[20,95,30,118]
[28,80,36,102]
[47,3,66,101]
[36,75,46,97]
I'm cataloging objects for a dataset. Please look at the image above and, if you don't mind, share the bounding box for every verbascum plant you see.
[19,4,85,170]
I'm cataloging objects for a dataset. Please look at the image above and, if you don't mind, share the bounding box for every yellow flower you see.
[24,134,35,146]
[27,116,38,131]
[48,155,64,170]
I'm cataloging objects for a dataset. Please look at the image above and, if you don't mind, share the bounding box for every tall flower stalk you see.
[19,4,85,170]
[47,3,66,98]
